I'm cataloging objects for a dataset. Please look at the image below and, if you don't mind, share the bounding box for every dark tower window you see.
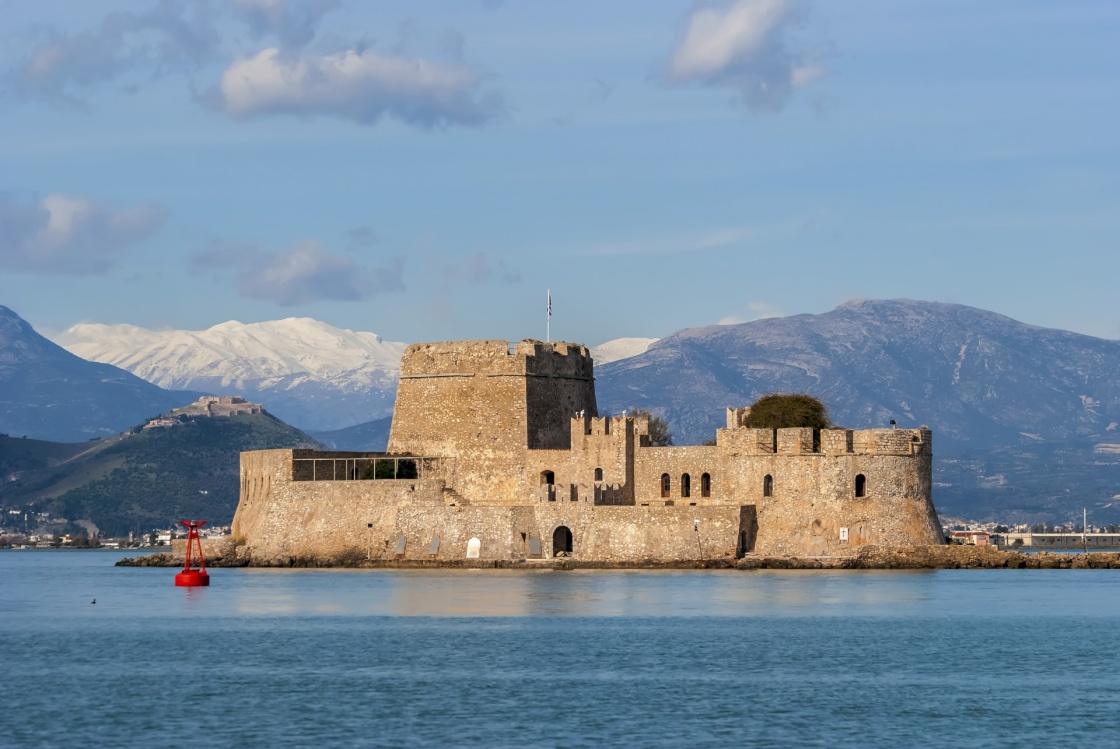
[661,473,671,498]
[701,473,711,498]
[681,473,691,498]
[855,474,867,498]
[594,467,603,482]
[763,474,773,497]
[540,470,555,486]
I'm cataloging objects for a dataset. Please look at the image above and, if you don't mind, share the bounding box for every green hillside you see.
[0,412,319,536]
[0,434,99,475]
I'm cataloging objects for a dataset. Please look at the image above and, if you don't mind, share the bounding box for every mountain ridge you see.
[56,317,407,431]
[0,305,204,442]
[595,299,1120,523]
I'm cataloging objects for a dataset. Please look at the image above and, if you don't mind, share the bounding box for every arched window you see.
[540,470,555,486]
[681,473,691,498]
[701,473,711,498]
[763,474,773,497]
[661,473,671,498]
[855,474,867,498]
[594,467,603,482]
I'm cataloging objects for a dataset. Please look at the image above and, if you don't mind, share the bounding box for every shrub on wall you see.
[741,394,831,430]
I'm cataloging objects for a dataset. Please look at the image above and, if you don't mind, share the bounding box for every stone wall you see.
[635,445,722,505]
[713,448,940,555]
[233,462,750,564]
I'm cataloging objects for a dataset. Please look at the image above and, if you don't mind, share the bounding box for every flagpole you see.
[547,289,551,342]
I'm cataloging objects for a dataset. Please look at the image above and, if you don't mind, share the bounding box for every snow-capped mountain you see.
[55,318,407,431]
[590,337,659,365]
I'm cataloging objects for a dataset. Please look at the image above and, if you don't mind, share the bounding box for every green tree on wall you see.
[740,394,832,430]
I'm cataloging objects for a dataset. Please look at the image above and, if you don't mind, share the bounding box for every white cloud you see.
[190,240,404,306]
[214,46,504,127]
[6,2,220,105]
[666,0,823,112]
[0,193,167,274]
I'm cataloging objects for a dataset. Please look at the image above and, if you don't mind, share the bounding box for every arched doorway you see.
[552,526,573,556]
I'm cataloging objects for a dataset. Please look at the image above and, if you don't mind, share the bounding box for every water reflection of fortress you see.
[232,340,943,563]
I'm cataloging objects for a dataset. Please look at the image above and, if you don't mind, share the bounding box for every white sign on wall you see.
[839,527,849,542]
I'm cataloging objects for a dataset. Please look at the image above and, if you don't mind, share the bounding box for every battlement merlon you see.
[727,407,751,429]
[570,414,649,442]
[399,339,593,380]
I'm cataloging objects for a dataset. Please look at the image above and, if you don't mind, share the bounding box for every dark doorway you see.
[553,526,573,556]
[855,474,867,498]
[737,505,758,557]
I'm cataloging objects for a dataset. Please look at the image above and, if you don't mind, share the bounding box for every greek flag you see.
[547,290,552,319]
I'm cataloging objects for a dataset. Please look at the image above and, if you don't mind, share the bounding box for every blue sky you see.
[1,0,1117,345]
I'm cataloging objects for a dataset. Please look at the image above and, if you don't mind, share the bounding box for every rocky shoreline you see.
[115,544,1120,570]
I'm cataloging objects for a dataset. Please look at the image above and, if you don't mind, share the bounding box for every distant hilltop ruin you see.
[144,396,263,428]
[232,339,943,564]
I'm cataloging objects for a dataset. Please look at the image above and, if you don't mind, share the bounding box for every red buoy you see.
[174,519,210,587]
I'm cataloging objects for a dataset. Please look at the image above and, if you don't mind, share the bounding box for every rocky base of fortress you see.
[116,545,1120,570]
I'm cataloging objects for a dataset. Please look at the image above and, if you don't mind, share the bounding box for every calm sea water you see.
[3,551,1120,748]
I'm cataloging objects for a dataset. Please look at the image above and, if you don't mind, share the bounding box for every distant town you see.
[0,506,229,549]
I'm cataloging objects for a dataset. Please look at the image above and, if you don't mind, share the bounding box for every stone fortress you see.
[232,340,944,564]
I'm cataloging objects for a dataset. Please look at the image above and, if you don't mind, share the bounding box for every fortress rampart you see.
[233,339,943,564]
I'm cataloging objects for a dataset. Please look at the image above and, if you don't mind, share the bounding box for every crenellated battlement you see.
[570,414,649,441]
[516,340,594,379]
[399,339,593,380]
[715,424,931,456]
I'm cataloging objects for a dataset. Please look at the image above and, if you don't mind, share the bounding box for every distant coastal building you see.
[233,340,943,563]
[950,530,991,546]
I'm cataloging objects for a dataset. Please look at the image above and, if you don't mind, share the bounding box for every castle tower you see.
[388,340,597,503]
